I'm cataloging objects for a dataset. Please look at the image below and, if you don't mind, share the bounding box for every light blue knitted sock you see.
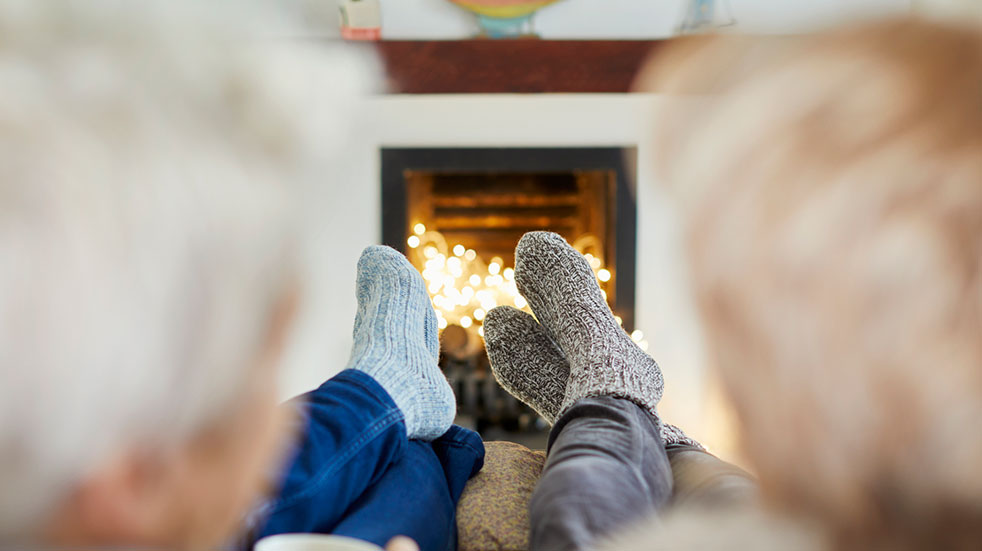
[346,245,456,441]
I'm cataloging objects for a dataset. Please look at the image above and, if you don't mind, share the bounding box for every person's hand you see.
[385,536,419,551]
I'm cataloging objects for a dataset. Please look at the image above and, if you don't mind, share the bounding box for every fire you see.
[406,224,645,351]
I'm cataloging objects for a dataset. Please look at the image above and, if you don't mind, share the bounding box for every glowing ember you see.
[405,223,646,349]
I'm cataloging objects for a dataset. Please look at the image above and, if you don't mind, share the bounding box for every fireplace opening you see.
[382,148,638,444]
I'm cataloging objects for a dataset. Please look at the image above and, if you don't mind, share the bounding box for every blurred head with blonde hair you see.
[641,18,982,550]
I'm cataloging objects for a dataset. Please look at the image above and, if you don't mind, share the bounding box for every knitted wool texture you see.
[486,232,701,448]
[346,245,456,441]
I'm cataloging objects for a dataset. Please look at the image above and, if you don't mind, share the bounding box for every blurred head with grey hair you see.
[638,17,982,550]
[0,0,374,546]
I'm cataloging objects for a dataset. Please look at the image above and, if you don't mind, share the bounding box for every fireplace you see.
[381,147,638,438]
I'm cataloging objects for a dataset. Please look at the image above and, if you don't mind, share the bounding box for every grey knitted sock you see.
[483,303,702,448]
[346,245,456,441]
[514,231,665,420]
[484,306,569,425]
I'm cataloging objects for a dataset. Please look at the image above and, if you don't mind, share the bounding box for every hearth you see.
[381,147,639,437]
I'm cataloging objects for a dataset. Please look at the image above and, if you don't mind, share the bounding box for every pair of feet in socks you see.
[347,232,695,447]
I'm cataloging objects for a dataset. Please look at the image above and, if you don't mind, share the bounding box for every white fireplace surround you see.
[283,94,724,450]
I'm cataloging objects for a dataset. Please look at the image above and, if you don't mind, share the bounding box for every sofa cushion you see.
[456,441,546,551]
[456,442,756,551]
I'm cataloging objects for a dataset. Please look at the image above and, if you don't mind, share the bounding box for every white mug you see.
[255,533,383,551]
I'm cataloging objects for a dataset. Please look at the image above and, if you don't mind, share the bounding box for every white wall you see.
[379,0,911,39]
[276,145,381,403]
[727,0,911,32]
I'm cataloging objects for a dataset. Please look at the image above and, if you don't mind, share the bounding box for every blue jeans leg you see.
[246,370,484,551]
[332,425,485,551]
[249,369,408,541]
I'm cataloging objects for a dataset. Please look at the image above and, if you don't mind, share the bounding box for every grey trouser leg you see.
[529,396,673,551]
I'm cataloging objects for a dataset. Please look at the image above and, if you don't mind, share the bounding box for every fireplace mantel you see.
[375,40,665,94]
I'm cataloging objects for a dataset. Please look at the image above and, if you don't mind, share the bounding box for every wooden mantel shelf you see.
[375,40,664,94]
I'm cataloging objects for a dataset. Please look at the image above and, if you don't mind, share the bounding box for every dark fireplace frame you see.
[381,147,638,331]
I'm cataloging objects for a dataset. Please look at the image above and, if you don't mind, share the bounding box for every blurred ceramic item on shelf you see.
[447,0,564,38]
[339,0,382,40]
[677,0,736,34]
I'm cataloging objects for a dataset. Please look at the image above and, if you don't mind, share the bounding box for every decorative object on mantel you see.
[339,0,381,41]
[677,0,736,34]
[447,0,566,38]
